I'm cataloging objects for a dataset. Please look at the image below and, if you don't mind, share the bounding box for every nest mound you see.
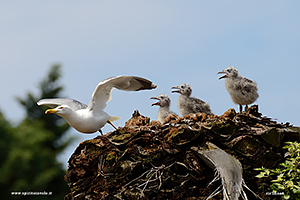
[64,105,299,199]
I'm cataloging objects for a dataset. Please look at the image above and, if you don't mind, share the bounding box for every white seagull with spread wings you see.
[37,75,157,134]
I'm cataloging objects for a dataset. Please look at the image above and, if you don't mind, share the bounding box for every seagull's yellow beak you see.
[45,109,58,114]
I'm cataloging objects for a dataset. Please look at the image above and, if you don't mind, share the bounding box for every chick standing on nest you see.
[150,94,177,123]
[218,66,259,113]
[171,83,213,116]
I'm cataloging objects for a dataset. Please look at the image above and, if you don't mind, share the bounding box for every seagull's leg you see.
[99,129,103,136]
[239,105,243,113]
[107,120,118,130]
[245,105,248,112]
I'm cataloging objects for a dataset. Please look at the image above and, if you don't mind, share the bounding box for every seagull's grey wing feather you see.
[189,97,205,111]
[190,97,206,105]
[190,97,213,114]
[237,77,258,95]
[88,75,157,112]
[37,98,87,111]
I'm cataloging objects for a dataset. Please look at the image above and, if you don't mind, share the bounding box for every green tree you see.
[0,65,73,199]
[16,64,70,153]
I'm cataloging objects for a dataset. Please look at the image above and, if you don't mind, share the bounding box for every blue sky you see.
[1,1,299,168]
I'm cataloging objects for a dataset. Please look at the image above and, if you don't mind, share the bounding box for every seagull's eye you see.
[59,106,64,109]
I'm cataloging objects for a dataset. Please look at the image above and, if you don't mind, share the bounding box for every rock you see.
[64,106,300,200]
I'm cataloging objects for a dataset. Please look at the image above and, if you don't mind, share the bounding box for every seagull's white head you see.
[150,94,171,107]
[171,83,192,97]
[45,105,73,116]
[217,66,238,79]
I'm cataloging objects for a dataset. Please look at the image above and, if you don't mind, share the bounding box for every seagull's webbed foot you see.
[107,120,118,130]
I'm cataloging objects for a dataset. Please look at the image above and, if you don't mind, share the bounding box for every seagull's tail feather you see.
[109,116,121,122]
[107,116,121,130]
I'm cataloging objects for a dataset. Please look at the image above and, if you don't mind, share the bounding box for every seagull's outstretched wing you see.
[88,76,157,112]
[37,98,87,111]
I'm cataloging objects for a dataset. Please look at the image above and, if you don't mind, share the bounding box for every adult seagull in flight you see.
[37,75,157,134]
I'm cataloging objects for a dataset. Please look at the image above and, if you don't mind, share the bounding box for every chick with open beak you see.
[171,83,213,116]
[150,96,161,106]
[217,70,228,79]
[217,66,239,80]
[217,66,259,113]
[150,94,177,123]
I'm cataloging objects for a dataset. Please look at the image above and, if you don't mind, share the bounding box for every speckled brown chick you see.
[171,83,213,116]
[218,66,259,113]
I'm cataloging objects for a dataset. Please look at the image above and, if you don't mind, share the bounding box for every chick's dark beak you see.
[217,71,228,80]
[150,97,160,106]
[171,86,181,94]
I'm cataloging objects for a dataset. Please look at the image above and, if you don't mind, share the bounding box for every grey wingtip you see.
[151,83,157,89]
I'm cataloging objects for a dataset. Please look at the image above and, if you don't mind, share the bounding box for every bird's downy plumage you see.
[37,75,157,134]
[171,83,213,116]
[218,66,259,113]
[150,94,177,123]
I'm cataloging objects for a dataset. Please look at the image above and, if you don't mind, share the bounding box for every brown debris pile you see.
[64,105,299,200]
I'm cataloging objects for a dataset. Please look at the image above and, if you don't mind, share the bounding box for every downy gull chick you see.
[150,94,177,123]
[37,75,157,134]
[218,66,259,113]
[171,83,213,116]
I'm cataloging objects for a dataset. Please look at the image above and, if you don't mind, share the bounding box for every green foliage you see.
[0,65,74,199]
[255,141,300,200]
[16,65,70,154]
